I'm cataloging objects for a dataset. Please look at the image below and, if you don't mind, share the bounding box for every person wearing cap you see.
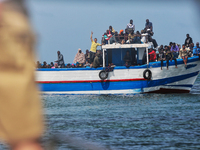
[119,30,124,42]
[73,48,86,65]
[90,31,102,66]
[126,19,135,34]
[193,42,200,58]
[0,0,44,150]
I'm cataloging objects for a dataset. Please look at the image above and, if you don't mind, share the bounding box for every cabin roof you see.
[102,43,153,49]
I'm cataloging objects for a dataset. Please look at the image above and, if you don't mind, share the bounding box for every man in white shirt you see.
[126,19,135,34]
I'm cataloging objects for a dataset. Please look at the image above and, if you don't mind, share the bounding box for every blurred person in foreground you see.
[0,0,44,150]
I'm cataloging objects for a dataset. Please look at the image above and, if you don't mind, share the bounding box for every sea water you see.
[0,75,200,150]
[41,75,200,150]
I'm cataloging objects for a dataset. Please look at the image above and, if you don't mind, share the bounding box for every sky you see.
[26,0,200,64]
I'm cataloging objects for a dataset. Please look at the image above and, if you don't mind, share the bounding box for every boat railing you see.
[101,33,149,45]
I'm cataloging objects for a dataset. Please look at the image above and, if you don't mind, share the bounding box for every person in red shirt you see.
[148,48,156,62]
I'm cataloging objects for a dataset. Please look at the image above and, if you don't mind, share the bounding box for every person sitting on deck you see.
[166,46,177,70]
[119,30,124,43]
[188,43,194,57]
[73,48,86,65]
[36,61,42,68]
[121,39,126,45]
[106,30,115,44]
[193,42,200,59]
[42,61,47,68]
[126,19,135,34]
[98,50,103,67]
[106,63,115,72]
[170,42,179,58]
[148,48,156,62]
[128,30,135,44]
[158,45,164,52]
[158,45,164,60]
[85,49,90,63]
[90,31,102,67]
[93,52,101,68]
[102,32,109,44]
[132,31,141,44]
[124,29,129,42]
[147,31,158,48]
[50,62,54,67]
[66,63,71,68]
[180,44,188,67]
[159,48,166,70]
[141,30,148,43]
[109,25,115,35]
[114,31,120,43]
[185,34,193,48]
[84,60,90,67]
[51,63,58,68]
[123,51,132,66]
[47,64,51,68]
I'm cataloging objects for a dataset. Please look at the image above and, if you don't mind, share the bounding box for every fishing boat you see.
[36,42,200,94]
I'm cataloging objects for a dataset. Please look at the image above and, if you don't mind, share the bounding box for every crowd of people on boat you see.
[36,49,104,69]
[36,19,200,69]
[144,34,200,69]
[37,31,104,68]
[102,19,158,48]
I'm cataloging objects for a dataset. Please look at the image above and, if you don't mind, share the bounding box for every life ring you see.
[143,69,152,80]
[99,70,108,80]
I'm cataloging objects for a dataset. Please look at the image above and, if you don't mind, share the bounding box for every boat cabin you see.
[102,43,153,67]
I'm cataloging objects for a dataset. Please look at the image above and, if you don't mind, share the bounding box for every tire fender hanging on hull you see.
[99,70,108,80]
[143,69,152,80]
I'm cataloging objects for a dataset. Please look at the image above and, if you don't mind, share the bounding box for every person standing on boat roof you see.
[90,31,102,67]
[145,19,153,31]
[126,19,135,34]
[55,51,65,68]
[184,34,193,48]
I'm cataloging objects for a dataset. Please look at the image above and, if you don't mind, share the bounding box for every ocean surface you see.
[0,75,200,150]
